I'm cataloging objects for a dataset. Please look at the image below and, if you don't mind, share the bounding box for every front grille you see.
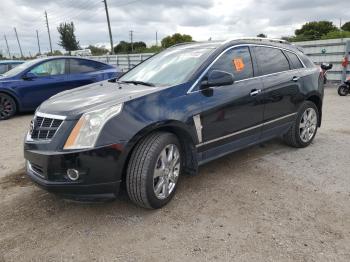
[31,116,63,140]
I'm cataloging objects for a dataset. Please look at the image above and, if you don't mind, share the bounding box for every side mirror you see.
[321,63,333,70]
[200,70,234,90]
[22,72,37,80]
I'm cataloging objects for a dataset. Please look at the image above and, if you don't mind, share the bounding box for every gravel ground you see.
[0,86,350,262]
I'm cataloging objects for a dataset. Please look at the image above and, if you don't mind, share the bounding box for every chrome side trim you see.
[36,112,67,120]
[193,114,203,143]
[196,112,297,148]
[187,44,306,94]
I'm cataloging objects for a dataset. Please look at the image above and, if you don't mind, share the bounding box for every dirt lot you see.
[0,86,350,262]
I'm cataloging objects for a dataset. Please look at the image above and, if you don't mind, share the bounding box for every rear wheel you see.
[126,132,182,209]
[338,85,349,96]
[284,101,319,148]
[0,93,17,120]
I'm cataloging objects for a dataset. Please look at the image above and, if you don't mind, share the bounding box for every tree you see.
[47,50,63,56]
[321,30,350,40]
[257,33,267,38]
[161,33,193,48]
[88,45,109,56]
[57,22,80,52]
[114,41,147,54]
[341,22,350,32]
[294,21,338,41]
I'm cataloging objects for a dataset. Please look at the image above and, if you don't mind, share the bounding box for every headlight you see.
[64,104,123,150]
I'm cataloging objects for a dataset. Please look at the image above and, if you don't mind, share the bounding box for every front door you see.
[197,46,264,158]
[18,59,71,110]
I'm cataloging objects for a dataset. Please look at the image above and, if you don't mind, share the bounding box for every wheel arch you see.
[306,94,322,127]
[0,89,21,112]
[119,121,199,188]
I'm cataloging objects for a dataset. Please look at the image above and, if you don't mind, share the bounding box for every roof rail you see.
[224,37,290,45]
[168,42,195,48]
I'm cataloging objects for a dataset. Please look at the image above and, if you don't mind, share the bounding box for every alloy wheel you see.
[299,108,317,143]
[153,144,181,200]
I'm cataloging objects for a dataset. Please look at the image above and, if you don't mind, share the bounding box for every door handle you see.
[292,76,300,82]
[250,89,262,97]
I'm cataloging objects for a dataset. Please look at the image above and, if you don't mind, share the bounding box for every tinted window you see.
[30,59,66,76]
[285,51,304,69]
[210,46,254,81]
[69,59,104,74]
[254,47,290,75]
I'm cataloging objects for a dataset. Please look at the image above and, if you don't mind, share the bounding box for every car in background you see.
[0,60,24,75]
[0,56,120,120]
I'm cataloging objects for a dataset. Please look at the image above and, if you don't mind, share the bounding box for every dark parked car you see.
[0,60,24,74]
[0,57,119,120]
[24,38,323,209]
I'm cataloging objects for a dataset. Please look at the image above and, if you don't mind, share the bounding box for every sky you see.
[0,0,349,57]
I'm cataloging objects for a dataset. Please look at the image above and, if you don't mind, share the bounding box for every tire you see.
[338,85,349,96]
[0,93,17,120]
[126,132,182,209]
[284,101,319,148]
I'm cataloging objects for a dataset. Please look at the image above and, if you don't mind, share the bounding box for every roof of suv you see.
[170,38,303,54]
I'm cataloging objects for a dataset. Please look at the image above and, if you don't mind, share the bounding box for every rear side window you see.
[210,46,254,81]
[69,59,105,74]
[285,51,304,69]
[254,47,290,75]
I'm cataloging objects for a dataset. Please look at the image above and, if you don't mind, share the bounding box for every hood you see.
[37,80,163,119]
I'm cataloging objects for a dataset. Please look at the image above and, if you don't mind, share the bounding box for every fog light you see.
[67,169,80,181]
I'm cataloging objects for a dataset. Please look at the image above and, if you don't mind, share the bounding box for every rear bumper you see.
[24,145,125,200]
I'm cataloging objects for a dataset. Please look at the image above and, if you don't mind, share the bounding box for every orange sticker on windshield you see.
[233,58,245,72]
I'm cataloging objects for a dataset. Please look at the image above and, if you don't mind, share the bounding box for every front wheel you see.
[0,93,17,120]
[284,101,319,148]
[126,132,182,209]
[338,85,349,96]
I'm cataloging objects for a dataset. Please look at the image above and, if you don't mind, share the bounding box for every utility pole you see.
[103,0,114,54]
[14,27,24,58]
[36,30,41,55]
[4,35,11,58]
[45,11,53,54]
[156,31,158,46]
[130,30,134,53]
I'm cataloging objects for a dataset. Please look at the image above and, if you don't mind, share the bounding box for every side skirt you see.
[197,122,293,166]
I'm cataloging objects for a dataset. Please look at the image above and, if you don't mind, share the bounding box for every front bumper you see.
[24,145,125,200]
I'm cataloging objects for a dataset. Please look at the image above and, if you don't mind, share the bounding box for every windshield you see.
[2,59,40,77]
[119,47,215,86]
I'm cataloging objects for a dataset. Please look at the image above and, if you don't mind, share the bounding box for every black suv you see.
[24,38,323,209]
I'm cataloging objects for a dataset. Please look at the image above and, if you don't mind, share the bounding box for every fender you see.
[114,120,199,182]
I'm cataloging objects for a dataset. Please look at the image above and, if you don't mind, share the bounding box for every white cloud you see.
[0,0,349,56]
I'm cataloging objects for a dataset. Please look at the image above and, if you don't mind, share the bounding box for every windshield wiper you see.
[121,80,155,87]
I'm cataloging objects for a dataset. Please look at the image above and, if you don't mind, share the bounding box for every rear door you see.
[198,46,264,156]
[66,59,106,88]
[253,46,302,136]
